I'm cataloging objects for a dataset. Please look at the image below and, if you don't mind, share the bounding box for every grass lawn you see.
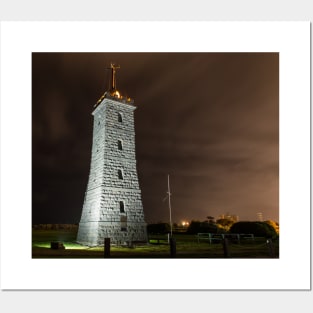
[32,229,279,258]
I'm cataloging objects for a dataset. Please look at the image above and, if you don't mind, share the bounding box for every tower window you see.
[118,112,123,123]
[118,140,123,150]
[119,201,125,213]
[118,169,124,180]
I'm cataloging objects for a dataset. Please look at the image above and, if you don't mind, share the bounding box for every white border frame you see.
[0,21,310,290]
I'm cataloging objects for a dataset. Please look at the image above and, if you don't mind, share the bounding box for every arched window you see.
[118,112,123,123]
[119,201,125,213]
[118,140,123,150]
[118,169,123,180]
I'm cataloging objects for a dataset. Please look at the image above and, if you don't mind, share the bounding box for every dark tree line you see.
[147,220,278,238]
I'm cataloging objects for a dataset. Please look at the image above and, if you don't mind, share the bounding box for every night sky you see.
[32,52,279,225]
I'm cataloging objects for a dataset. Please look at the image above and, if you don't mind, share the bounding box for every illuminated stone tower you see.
[77,63,147,246]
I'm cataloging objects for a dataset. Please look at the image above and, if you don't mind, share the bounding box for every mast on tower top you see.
[96,62,134,106]
[108,63,121,98]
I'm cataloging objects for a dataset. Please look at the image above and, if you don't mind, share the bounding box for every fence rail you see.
[197,233,255,244]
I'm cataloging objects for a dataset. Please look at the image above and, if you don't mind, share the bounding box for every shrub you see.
[147,223,170,234]
[216,218,235,232]
[187,220,220,234]
[229,221,277,238]
[264,220,279,235]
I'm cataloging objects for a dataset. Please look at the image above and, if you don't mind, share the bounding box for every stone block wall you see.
[77,98,147,246]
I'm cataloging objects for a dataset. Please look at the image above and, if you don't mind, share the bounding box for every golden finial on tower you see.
[96,62,134,106]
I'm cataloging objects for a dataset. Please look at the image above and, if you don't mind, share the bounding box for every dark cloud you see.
[32,52,279,224]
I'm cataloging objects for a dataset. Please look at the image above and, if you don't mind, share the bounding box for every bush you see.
[264,220,279,235]
[186,220,220,234]
[216,218,235,232]
[147,223,171,234]
[229,221,277,238]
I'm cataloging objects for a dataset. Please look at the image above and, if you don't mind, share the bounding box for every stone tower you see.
[77,63,147,246]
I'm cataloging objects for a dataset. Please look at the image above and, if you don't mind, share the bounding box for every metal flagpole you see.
[167,174,173,237]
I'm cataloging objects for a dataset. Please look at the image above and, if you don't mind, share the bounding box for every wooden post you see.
[170,237,176,257]
[104,238,110,257]
[222,238,230,258]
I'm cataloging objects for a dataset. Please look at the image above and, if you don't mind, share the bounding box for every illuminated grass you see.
[33,242,90,250]
[32,229,279,258]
